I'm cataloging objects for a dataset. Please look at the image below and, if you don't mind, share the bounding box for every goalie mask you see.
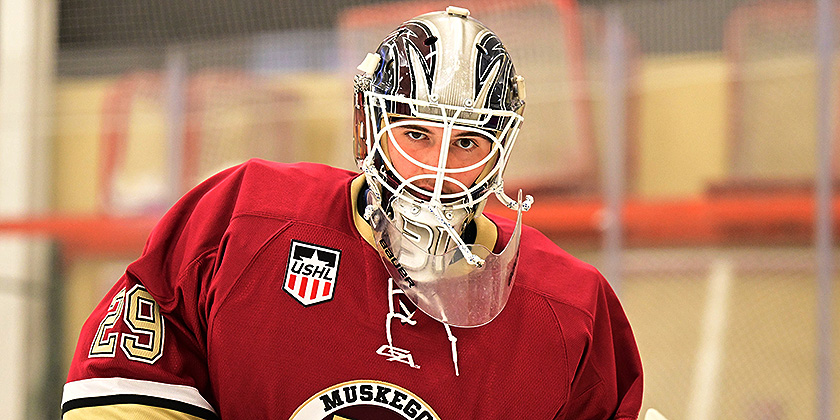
[354,6,532,327]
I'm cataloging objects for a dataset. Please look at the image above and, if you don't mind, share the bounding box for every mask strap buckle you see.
[425,202,485,268]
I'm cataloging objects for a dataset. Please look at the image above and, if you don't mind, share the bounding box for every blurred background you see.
[0,0,838,418]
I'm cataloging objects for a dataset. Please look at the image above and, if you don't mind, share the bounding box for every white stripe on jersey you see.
[62,377,216,414]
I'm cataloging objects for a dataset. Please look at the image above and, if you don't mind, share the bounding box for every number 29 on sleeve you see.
[89,285,164,364]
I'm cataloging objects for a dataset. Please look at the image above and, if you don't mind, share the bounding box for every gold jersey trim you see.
[62,378,216,419]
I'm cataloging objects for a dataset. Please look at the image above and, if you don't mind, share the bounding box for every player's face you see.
[386,119,494,195]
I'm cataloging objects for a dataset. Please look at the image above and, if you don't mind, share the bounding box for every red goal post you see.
[98,69,299,215]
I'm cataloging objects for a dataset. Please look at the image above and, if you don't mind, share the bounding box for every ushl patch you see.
[284,240,341,306]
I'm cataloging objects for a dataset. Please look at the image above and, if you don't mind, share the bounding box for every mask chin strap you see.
[494,183,534,212]
[425,201,484,268]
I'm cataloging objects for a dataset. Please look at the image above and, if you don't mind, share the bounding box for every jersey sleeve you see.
[553,275,644,420]
[62,277,219,420]
[62,163,249,420]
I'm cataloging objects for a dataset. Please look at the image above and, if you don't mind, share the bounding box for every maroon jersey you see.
[63,160,643,420]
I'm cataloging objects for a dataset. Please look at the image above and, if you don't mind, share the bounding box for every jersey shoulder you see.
[230,159,358,222]
[127,160,359,309]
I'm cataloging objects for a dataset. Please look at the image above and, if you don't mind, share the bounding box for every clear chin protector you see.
[368,191,525,328]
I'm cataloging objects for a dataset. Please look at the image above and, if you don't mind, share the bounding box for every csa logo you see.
[284,240,341,306]
[290,380,440,420]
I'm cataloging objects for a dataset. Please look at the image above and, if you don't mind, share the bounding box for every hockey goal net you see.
[724,0,840,183]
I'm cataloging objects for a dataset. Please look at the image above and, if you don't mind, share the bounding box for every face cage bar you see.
[363,91,524,211]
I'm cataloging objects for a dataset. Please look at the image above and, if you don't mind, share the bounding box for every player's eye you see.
[406,130,427,141]
[454,137,478,150]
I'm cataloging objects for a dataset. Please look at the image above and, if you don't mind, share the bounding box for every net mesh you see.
[725,0,837,181]
[609,246,826,420]
[56,0,623,215]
